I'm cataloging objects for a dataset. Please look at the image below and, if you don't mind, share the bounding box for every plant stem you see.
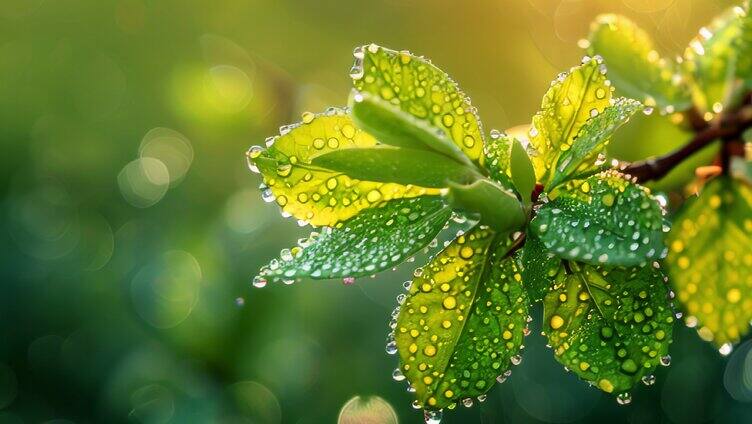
[622,104,752,183]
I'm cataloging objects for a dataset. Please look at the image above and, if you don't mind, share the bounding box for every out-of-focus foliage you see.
[2,0,750,423]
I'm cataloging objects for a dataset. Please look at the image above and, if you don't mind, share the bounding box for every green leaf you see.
[531,172,666,267]
[684,6,751,113]
[519,232,561,302]
[448,179,526,233]
[483,131,515,190]
[548,97,644,189]
[311,146,480,188]
[352,44,486,165]
[666,177,752,349]
[529,57,613,186]
[256,197,451,283]
[543,262,674,395]
[510,138,536,204]
[248,109,440,227]
[349,90,472,167]
[587,14,692,112]
[395,226,529,410]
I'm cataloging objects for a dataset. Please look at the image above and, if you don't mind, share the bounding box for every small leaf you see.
[448,179,526,233]
[510,138,536,204]
[529,58,613,185]
[531,171,665,267]
[352,44,486,164]
[543,262,674,395]
[349,90,472,166]
[666,177,752,348]
[519,232,561,302]
[257,197,451,282]
[247,109,440,227]
[548,97,644,189]
[396,227,529,410]
[311,146,480,188]
[483,131,516,191]
[587,14,692,112]
[684,6,751,113]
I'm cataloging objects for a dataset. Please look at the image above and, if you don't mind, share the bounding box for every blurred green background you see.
[2,0,751,422]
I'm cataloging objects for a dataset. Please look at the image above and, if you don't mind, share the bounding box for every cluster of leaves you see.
[247,1,752,420]
[585,2,752,353]
[247,40,675,413]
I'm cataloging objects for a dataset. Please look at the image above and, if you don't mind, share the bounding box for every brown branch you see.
[622,105,752,183]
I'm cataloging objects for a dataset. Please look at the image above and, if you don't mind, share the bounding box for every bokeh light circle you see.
[337,395,398,424]
[139,127,193,186]
[130,250,202,329]
[227,381,282,424]
[117,157,170,208]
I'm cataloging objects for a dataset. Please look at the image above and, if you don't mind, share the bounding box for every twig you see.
[622,105,752,183]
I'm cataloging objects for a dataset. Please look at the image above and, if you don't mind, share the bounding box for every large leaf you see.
[395,227,528,410]
[519,232,561,302]
[529,58,613,186]
[543,262,674,395]
[352,44,485,164]
[310,146,480,188]
[247,109,439,227]
[448,179,526,233]
[666,177,752,350]
[255,197,451,283]
[531,172,665,267]
[349,90,473,166]
[587,14,692,112]
[548,97,643,190]
[684,6,751,112]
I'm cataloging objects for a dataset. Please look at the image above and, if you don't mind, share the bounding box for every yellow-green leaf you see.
[666,177,752,350]
[684,6,751,113]
[247,109,439,227]
[587,14,692,112]
[352,44,485,165]
[395,227,528,410]
[529,58,613,186]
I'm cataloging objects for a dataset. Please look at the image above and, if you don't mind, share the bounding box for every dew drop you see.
[660,355,671,366]
[424,409,442,424]
[385,341,397,355]
[641,374,656,386]
[719,342,733,356]
[392,367,406,381]
[252,276,267,288]
[616,392,632,406]
[235,297,245,307]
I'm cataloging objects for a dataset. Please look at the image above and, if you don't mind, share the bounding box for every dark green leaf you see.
[349,90,472,167]
[587,14,692,112]
[519,232,561,302]
[311,146,480,188]
[543,262,674,395]
[448,179,526,233]
[666,177,752,349]
[510,138,536,204]
[352,44,486,165]
[548,97,643,189]
[255,197,451,283]
[396,227,529,409]
[531,172,666,266]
